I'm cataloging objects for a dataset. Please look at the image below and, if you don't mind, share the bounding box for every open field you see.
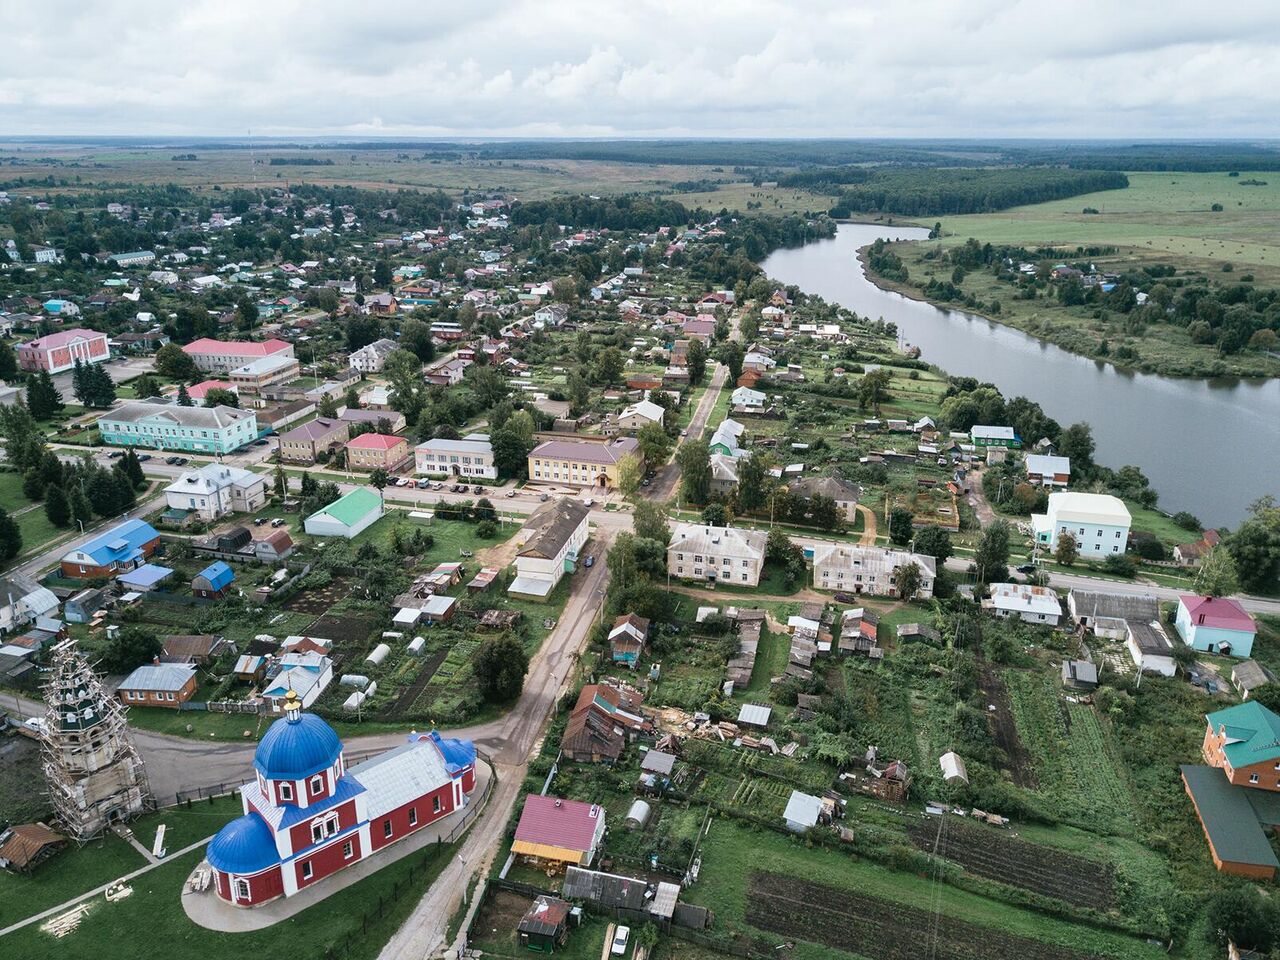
[663,181,838,216]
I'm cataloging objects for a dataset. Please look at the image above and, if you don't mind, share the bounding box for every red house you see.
[205,692,476,906]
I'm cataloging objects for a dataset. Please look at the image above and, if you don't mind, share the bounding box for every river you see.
[760,223,1280,528]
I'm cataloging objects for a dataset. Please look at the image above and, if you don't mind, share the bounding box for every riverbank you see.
[857,242,1280,380]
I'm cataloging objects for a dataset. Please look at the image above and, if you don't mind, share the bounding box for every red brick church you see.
[205,691,476,906]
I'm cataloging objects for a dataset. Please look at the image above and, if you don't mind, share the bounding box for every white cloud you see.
[2,0,1279,137]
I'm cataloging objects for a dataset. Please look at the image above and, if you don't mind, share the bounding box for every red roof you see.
[182,337,291,358]
[346,433,405,451]
[188,379,234,399]
[1180,595,1256,632]
[513,794,602,852]
[20,328,107,350]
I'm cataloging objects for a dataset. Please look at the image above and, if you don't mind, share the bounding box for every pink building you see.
[182,337,294,374]
[205,693,476,907]
[16,328,110,374]
[187,380,238,401]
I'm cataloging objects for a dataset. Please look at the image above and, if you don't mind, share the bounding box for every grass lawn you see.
[124,704,273,741]
[16,507,65,553]
[130,795,244,853]
[0,836,458,960]
[1127,503,1200,547]
[687,819,1166,960]
[0,832,145,928]
[744,626,789,695]
[0,470,27,511]
[469,902,611,959]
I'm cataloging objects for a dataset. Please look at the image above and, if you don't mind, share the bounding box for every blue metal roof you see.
[197,560,235,592]
[426,730,476,774]
[206,813,281,875]
[116,563,173,588]
[277,775,366,830]
[254,711,343,781]
[73,518,160,567]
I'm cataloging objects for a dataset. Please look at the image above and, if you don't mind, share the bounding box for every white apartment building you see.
[163,464,268,521]
[1032,492,1131,556]
[810,543,936,598]
[414,434,498,479]
[509,498,591,598]
[667,524,767,587]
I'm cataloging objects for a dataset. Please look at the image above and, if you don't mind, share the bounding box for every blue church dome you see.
[254,704,342,781]
[427,730,476,773]
[207,814,280,874]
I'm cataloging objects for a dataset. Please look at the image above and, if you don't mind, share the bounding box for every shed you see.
[116,563,174,592]
[561,866,647,911]
[192,561,235,598]
[517,896,572,952]
[939,751,969,785]
[648,881,680,920]
[0,823,67,873]
[1061,660,1099,690]
[640,750,676,776]
[421,594,458,624]
[783,790,823,833]
[392,608,422,627]
[233,654,266,682]
[366,643,391,666]
[625,799,652,829]
[737,703,772,729]
[1231,660,1276,700]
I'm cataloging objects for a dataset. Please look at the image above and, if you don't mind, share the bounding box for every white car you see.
[611,925,630,955]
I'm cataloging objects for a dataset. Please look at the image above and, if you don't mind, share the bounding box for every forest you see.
[822,168,1129,217]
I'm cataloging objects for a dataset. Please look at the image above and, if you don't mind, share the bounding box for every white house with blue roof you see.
[60,518,161,579]
[203,692,477,906]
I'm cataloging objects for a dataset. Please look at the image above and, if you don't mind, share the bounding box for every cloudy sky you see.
[4,0,1279,139]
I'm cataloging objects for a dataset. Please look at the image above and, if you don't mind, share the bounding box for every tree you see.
[100,626,162,675]
[0,342,17,381]
[701,503,728,526]
[1101,554,1136,578]
[383,348,426,422]
[155,343,198,380]
[1057,422,1096,471]
[1227,497,1280,593]
[84,363,116,408]
[491,424,534,479]
[44,484,71,527]
[398,318,436,363]
[0,507,21,561]
[888,507,914,546]
[1054,531,1079,567]
[975,520,1011,584]
[632,500,670,546]
[856,368,893,413]
[176,383,193,406]
[637,421,672,467]
[566,368,590,415]
[717,342,744,385]
[594,347,624,386]
[369,468,389,503]
[273,463,287,498]
[317,393,339,418]
[913,526,952,563]
[25,370,64,420]
[1206,886,1278,952]
[687,339,707,385]
[676,438,711,504]
[897,561,922,600]
[70,485,92,528]
[465,365,509,408]
[373,259,392,288]
[121,449,145,489]
[736,453,769,514]
[345,315,381,352]
[473,634,528,702]
[1195,545,1240,598]
[72,359,90,406]
[132,373,160,399]
[616,452,642,500]
[809,494,841,532]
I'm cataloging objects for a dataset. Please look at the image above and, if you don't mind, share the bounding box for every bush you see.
[1101,554,1137,578]
[475,519,497,538]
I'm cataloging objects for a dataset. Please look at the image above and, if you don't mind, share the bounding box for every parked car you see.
[253,517,268,526]
[252,439,269,446]
[834,591,858,604]
[165,455,183,465]
[270,518,286,528]
[416,479,430,489]
[472,485,483,494]
[137,454,151,462]
[1015,564,1037,574]
[107,450,123,459]
[584,555,594,568]
[505,489,517,498]
[611,926,630,956]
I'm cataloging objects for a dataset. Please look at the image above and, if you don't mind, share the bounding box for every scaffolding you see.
[40,640,152,841]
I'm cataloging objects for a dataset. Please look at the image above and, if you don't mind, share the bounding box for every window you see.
[310,775,324,796]
[235,878,250,900]
[311,821,325,844]
[432,795,442,814]
[383,819,393,839]
[301,860,313,880]
[408,807,418,826]
[1249,774,1260,784]
[342,840,354,859]
[278,782,294,802]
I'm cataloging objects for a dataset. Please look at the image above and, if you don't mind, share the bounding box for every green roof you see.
[309,487,381,527]
[1181,765,1280,870]
[1205,701,1280,768]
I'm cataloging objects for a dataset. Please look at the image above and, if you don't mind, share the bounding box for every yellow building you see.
[527,437,639,489]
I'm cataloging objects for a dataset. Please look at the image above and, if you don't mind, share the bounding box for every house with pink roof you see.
[187,379,237,401]
[1175,595,1258,658]
[511,794,606,867]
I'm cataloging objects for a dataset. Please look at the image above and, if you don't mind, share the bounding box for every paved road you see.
[649,360,727,502]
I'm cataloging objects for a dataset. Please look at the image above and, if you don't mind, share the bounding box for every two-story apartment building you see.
[509,498,590,599]
[1032,492,1131,556]
[415,435,498,479]
[348,338,398,373]
[16,328,111,374]
[278,418,348,464]
[182,337,294,375]
[810,543,936,598]
[345,433,410,472]
[98,400,258,454]
[667,524,767,587]
[527,437,639,489]
[163,464,268,521]
[229,353,301,394]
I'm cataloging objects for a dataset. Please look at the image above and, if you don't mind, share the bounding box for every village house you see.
[667,524,767,587]
[16,328,111,374]
[970,425,1021,449]
[163,464,267,521]
[1175,595,1258,658]
[983,583,1062,625]
[192,561,235,599]
[509,498,590,599]
[116,662,198,709]
[59,519,161,579]
[347,338,398,373]
[527,437,639,489]
[787,475,862,519]
[616,399,665,432]
[1174,529,1222,566]
[811,543,936,598]
[561,681,649,763]
[608,613,649,667]
[160,634,230,665]
[415,434,497,479]
[512,794,606,868]
[345,433,410,472]
[1032,492,1132,556]
[1066,589,1160,638]
[0,573,59,636]
[1024,454,1071,488]
[261,653,334,711]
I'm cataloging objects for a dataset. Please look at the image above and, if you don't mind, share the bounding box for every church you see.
[205,691,476,906]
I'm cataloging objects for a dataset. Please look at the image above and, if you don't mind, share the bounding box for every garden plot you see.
[282,576,352,614]
[747,873,1107,960]
[978,662,1037,788]
[904,819,1114,910]
[307,611,379,647]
